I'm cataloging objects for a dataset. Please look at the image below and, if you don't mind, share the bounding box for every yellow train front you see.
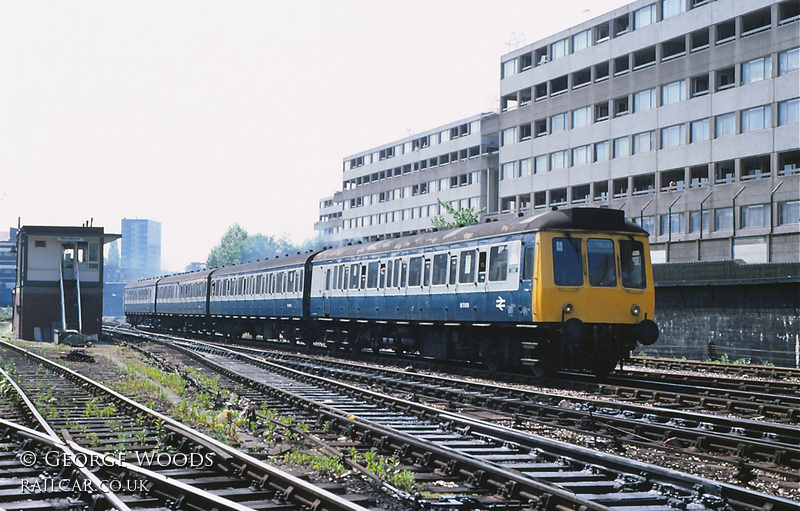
[526,208,658,376]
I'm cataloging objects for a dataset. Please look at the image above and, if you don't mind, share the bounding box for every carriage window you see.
[386,260,393,288]
[350,264,360,289]
[587,239,617,287]
[360,265,367,289]
[489,245,509,282]
[449,256,458,285]
[432,254,447,285]
[367,261,379,288]
[553,237,583,286]
[478,252,487,283]
[400,261,408,287]
[620,239,646,289]
[277,272,284,293]
[287,272,295,293]
[337,265,344,290]
[393,259,400,287]
[423,259,431,286]
[459,250,476,283]
[299,271,303,291]
[379,263,386,288]
[408,257,422,286]
[522,246,535,280]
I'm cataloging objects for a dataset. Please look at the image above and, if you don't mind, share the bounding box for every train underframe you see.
[126,312,650,377]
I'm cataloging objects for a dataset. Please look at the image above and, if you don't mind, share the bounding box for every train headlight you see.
[563,303,574,314]
[631,304,641,316]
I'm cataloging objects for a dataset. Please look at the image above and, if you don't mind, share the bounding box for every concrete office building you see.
[316,113,500,244]
[120,219,161,281]
[318,0,799,263]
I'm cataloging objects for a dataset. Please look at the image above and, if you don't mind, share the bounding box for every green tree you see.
[207,224,248,268]
[242,234,294,262]
[431,199,486,230]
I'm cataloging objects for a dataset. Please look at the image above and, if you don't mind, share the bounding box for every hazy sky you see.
[1,0,630,272]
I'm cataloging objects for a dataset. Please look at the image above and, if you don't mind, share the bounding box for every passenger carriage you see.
[122,277,159,327]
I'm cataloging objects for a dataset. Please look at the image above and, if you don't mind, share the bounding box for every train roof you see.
[315,207,645,262]
[125,277,160,289]
[210,252,311,277]
[159,268,215,284]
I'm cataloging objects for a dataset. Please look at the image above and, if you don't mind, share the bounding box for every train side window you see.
[408,256,422,286]
[360,265,367,289]
[400,261,408,287]
[489,245,509,282]
[349,264,360,289]
[393,259,401,287]
[423,259,431,286]
[522,246,535,280]
[587,239,617,287]
[337,265,344,290]
[332,266,338,290]
[379,263,386,288]
[386,260,393,288]
[432,254,447,285]
[619,239,646,289]
[367,261,379,288]
[459,250,476,283]
[343,266,350,290]
[288,271,295,293]
[477,252,487,283]
[277,272,284,293]
[299,271,303,291]
[449,256,458,285]
[553,237,583,286]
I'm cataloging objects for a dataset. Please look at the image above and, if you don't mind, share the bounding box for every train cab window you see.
[459,250,476,283]
[408,257,422,286]
[522,246,535,280]
[349,264,359,289]
[367,261,379,288]
[553,237,583,286]
[432,254,447,285]
[477,252,487,283]
[423,259,431,286]
[587,239,617,287]
[620,239,647,289]
[489,245,509,282]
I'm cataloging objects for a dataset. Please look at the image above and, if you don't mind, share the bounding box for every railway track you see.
[0,339,379,511]
[110,327,798,511]
[628,356,800,380]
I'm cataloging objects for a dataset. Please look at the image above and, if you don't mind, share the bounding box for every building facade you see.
[318,0,799,263]
[120,219,161,280]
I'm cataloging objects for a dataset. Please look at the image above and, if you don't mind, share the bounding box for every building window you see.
[519,123,532,141]
[572,145,590,166]
[661,124,684,148]
[614,96,629,116]
[614,136,630,157]
[572,106,591,128]
[633,131,654,154]
[716,113,736,137]
[535,155,548,173]
[595,141,610,161]
[741,204,769,228]
[501,127,517,146]
[691,119,710,142]
[520,158,531,176]
[715,208,734,230]
[691,75,710,96]
[661,213,685,235]
[779,201,800,225]
[573,30,591,51]
[595,102,609,121]
[690,211,709,233]
[551,38,568,59]
[742,56,771,84]
[662,0,684,19]
[550,150,567,170]
[779,48,800,75]
[633,88,656,112]
[741,106,771,132]
[779,99,800,125]
[662,80,685,105]
[551,113,568,133]
[634,4,656,29]
[501,162,516,180]
[502,59,517,78]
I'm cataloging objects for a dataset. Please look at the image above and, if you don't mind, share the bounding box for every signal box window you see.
[553,238,583,286]
[489,245,509,282]
[619,240,646,289]
[587,239,617,287]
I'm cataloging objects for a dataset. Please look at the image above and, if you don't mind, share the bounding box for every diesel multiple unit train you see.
[124,208,659,376]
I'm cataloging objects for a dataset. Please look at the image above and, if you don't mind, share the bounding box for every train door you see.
[455,248,478,322]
